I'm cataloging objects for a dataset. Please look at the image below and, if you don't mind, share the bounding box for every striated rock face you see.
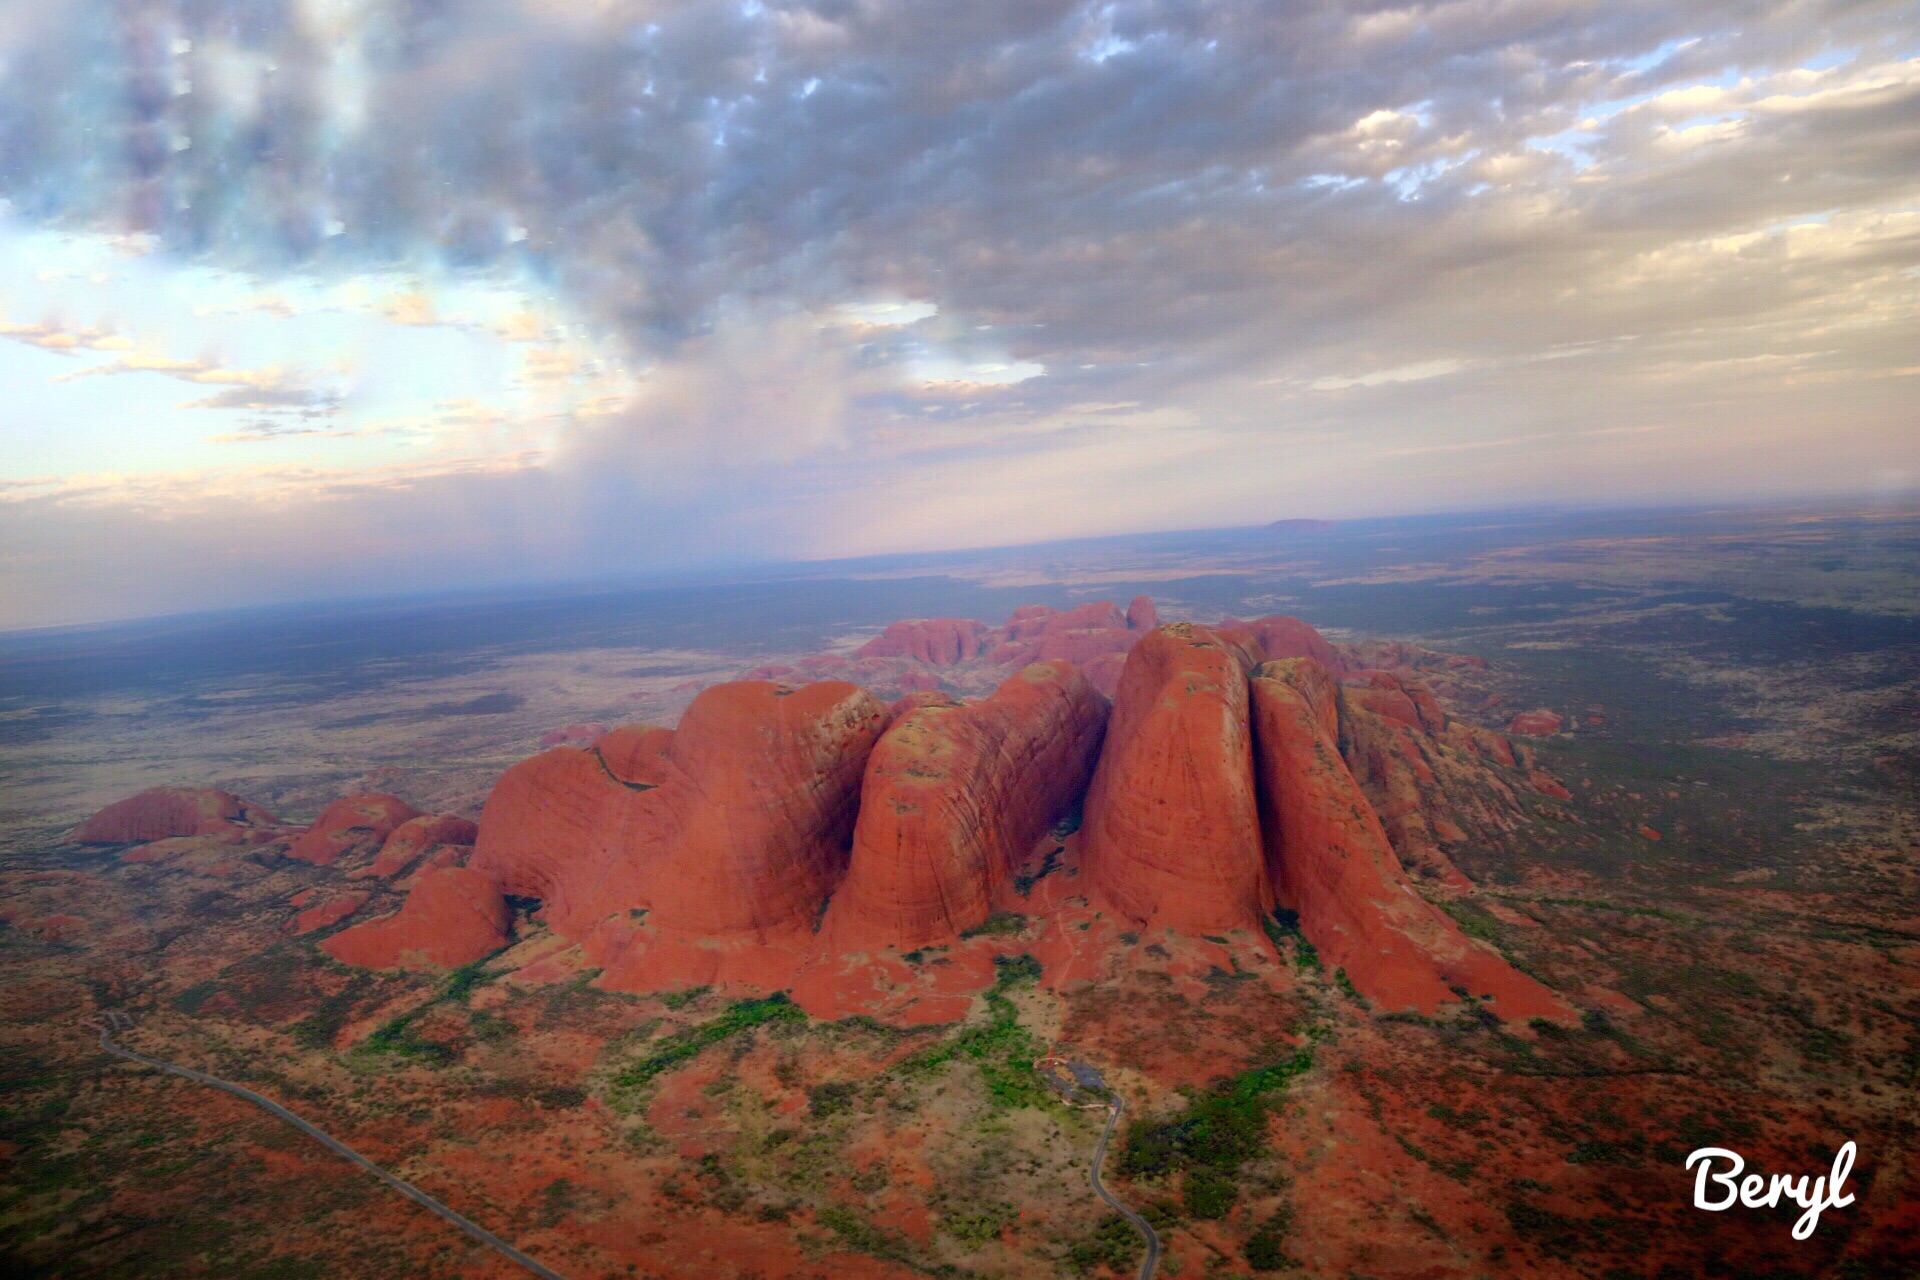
[824,662,1108,950]
[466,744,657,929]
[471,681,889,941]
[1081,624,1272,930]
[287,794,421,866]
[1509,709,1564,736]
[1251,659,1570,1020]
[854,618,989,665]
[73,787,279,844]
[320,866,510,970]
[642,681,890,936]
[356,814,479,880]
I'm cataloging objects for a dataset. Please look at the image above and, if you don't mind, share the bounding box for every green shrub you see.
[1068,1214,1140,1274]
[613,993,805,1088]
[1183,1166,1238,1218]
[1121,1050,1312,1180]
[809,1081,857,1117]
[1244,1205,1296,1270]
[961,911,1029,939]
[940,1201,1015,1243]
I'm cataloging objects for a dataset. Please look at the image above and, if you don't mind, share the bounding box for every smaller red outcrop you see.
[1127,595,1160,631]
[1532,771,1573,800]
[355,814,479,880]
[540,722,608,748]
[853,619,990,665]
[1508,709,1564,736]
[320,867,509,970]
[73,787,279,844]
[1033,627,1136,665]
[1236,615,1346,673]
[290,892,368,935]
[1341,674,1425,730]
[287,794,421,866]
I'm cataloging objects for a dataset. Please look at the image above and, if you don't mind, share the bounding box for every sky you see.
[0,0,1915,629]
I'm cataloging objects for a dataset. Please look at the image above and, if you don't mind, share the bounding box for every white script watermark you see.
[1685,1142,1857,1239]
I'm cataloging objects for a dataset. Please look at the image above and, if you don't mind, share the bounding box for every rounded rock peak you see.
[72,786,278,844]
[287,793,422,865]
[1080,624,1271,931]
[825,660,1109,951]
[321,865,510,972]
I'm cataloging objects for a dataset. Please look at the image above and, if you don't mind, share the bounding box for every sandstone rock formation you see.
[854,619,989,665]
[1250,658,1570,1019]
[823,661,1108,950]
[355,813,479,880]
[1080,624,1272,931]
[290,891,367,935]
[320,866,510,970]
[471,681,889,945]
[73,787,279,844]
[284,604,1578,1024]
[287,794,421,866]
[1234,614,1347,673]
[1509,709,1564,736]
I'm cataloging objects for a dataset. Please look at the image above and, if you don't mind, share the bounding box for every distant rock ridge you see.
[72,787,281,845]
[76,599,1577,1024]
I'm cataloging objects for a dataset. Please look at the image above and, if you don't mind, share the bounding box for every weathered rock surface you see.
[290,892,368,935]
[1080,624,1272,930]
[286,794,421,866]
[1235,615,1347,673]
[1509,709,1564,736]
[320,866,510,970]
[472,681,889,947]
[854,619,989,665]
[823,661,1108,950]
[355,814,480,880]
[72,787,279,844]
[639,680,890,937]
[1251,659,1571,1020]
[1127,595,1160,631]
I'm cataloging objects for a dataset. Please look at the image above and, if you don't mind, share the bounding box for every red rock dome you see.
[1080,624,1272,931]
[823,661,1108,950]
[286,794,421,866]
[72,786,279,844]
[320,866,510,971]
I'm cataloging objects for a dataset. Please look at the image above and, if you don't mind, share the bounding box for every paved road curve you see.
[93,1018,572,1280]
[1088,1093,1161,1280]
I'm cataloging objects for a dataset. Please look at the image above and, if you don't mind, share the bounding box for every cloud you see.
[0,0,1915,625]
[0,318,133,352]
